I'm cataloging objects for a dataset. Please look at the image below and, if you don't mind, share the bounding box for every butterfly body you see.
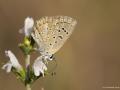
[31,16,77,60]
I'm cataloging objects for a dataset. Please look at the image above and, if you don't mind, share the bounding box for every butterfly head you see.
[42,52,55,61]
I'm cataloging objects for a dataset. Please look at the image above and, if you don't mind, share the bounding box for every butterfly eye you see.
[50,55,53,59]
[49,54,54,60]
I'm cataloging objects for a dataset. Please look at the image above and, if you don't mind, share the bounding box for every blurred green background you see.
[0,0,120,90]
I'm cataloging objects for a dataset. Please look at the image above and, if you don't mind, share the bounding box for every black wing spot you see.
[58,36,63,39]
[66,32,69,34]
[64,30,66,32]
[53,37,55,38]
[55,41,57,43]
[62,28,67,32]
[50,43,52,45]
[58,30,61,32]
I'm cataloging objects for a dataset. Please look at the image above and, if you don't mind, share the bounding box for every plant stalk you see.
[26,84,31,90]
[25,55,30,68]
[25,54,31,90]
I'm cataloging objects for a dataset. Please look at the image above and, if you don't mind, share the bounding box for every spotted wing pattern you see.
[31,16,77,54]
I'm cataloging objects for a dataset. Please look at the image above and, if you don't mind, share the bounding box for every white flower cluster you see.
[2,17,48,77]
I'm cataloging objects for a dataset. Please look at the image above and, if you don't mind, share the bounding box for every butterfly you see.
[31,16,77,61]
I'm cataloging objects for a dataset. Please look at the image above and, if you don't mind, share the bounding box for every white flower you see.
[33,56,47,76]
[2,50,22,73]
[19,17,34,36]
[24,17,34,36]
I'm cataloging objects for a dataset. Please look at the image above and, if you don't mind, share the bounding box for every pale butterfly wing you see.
[31,27,45,52]
[31,16,77,55]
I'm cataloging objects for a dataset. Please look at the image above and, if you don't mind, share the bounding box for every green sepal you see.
[12,66,49,85]
[18,36,35,55]
[19,43,32,55]
[12,67,26,83]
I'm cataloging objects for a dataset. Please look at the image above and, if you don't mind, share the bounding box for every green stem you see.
[26,84,31,90]
[25,55,30,68]
[25,55,31,90]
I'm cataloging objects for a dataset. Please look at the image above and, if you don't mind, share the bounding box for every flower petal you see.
[24,17,34,36]
[5,50,22,71]
[33,56,47,76]
[2,62,12,73]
